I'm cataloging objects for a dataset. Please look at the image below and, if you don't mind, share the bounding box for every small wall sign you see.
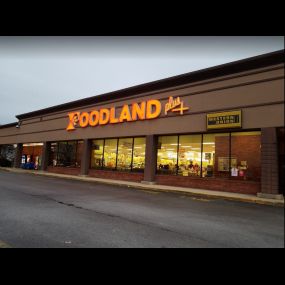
[207,110,242,129]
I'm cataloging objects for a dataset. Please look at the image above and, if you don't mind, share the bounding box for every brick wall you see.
[88,169,144,182]
[214,134,261,181]
[46,165,260,194]
[45,167,259,194]
[261,128,279,194]
[47,166,81,176]
[155,175,260,195]
[231,135,261,181]
[277,128,285,194]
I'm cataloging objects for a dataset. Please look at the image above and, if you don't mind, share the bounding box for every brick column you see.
[258,128,280,198]
[14,143,23,168]
[41,142,50,171]
[80,139,92,176]
[142,135,157,184]
[0,145,3,163]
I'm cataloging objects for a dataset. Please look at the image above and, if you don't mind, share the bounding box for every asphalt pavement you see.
[0,170,284,248]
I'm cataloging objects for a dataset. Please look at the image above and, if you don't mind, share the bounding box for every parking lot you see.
[0,170,284,248]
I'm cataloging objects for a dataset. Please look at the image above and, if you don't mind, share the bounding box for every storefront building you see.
[0,50,284,198]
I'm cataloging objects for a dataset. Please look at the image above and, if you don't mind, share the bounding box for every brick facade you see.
[231,134,261,181]
[277,128,285,194]
[261,128,279,194]
[213,134,261,181]
[47,166,81,176]
[46,166,259,194]
[155,175,260,194]
[88,169,144,182]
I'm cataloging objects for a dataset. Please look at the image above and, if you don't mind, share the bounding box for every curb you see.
[0,167,284,207]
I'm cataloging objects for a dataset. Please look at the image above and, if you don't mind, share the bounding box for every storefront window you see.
[49,141,82,168]
[178,135,202,177]
[76,141,83,168]
[157,136,178,175]
[230,131,261,181]
[202,133,230,178]
[117,138,133,171]
[132,137,146,173]
[0,144,16,167]
[103,139,118,170]
[91,139,104,169]
[57,141,77,167]
[156,131,260,180]
[90,137,146,172]
[49,143,58,166]
[57,142,67,166]
[22,143,44,170]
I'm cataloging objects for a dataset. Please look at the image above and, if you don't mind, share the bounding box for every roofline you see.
[0,122,18,129]
[16,49,285,120]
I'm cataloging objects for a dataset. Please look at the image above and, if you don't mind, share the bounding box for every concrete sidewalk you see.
[0,167,284,207]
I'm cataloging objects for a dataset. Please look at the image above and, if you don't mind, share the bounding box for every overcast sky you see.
[0,36,283,124]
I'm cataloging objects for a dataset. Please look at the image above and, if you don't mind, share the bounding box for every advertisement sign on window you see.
[218,156,237,172]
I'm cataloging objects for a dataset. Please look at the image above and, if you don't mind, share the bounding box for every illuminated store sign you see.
[207,110,242,129]
[165,96,189,115]
[67,97,189,131]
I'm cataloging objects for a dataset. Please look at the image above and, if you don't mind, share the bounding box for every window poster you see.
[204,153,212,160]
[231,167,238,176]
[218,157,237,172]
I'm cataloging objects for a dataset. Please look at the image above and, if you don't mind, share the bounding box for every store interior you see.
[156,132,261,180]
[91,137,146,172]
[22,143,43,170]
